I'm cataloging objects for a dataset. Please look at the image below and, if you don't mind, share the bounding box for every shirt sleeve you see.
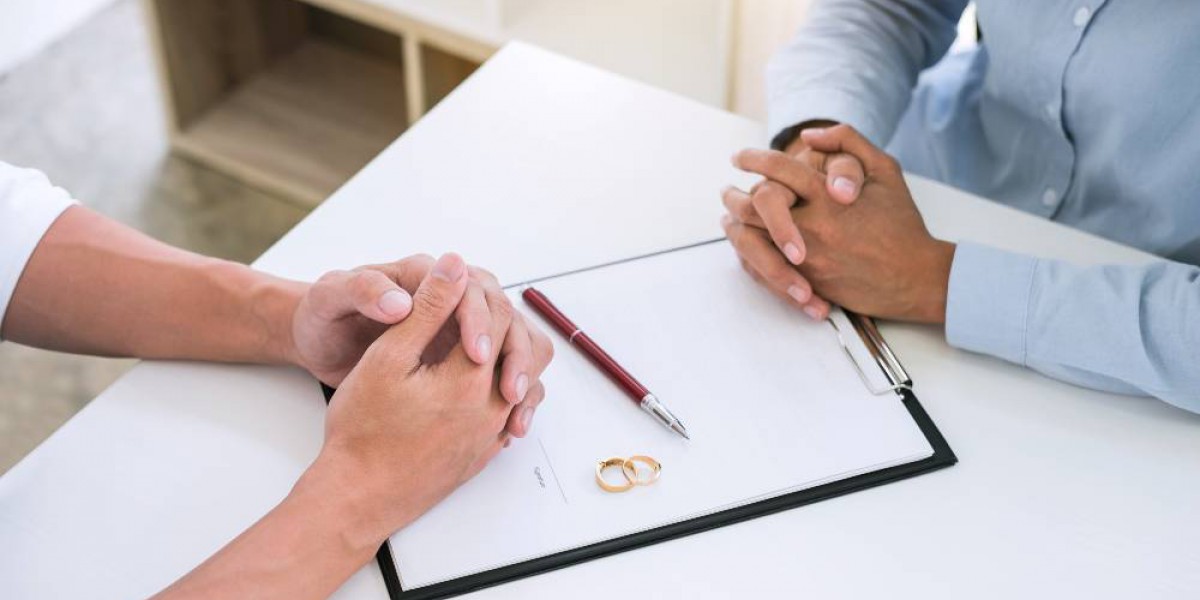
[946,242,1200,412]
[0,162,77,338]
[766,0,968,147]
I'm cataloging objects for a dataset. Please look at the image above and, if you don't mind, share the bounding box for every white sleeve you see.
[0,161,77,336]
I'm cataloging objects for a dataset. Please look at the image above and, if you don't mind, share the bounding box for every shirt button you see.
[1073,6,1092,27]
[1042,188,1059,207]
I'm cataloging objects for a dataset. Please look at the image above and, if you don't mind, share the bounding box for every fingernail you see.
[787,285,810,304]
[504,438,512,448]
[520,406,535,431]
[833,177,857,198]
[431,253,466,282]
[802,127,827,138]
[804,306,823,320]
[515,373,530,403]
[378,289,411,316]
[783,242,803,265]
[476,334,492,360]
[720,214,733,228]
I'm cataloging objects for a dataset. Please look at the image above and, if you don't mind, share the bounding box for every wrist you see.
[291,449,404,558]
[909,239,956,324]
[248,274,308,367]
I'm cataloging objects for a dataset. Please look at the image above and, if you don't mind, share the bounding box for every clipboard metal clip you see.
[828,309,912,396]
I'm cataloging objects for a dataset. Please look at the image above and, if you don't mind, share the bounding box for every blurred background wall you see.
[731,0,814,119]
[0,0,113,73]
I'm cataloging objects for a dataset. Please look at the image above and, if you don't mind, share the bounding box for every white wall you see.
[0,0,113,74]
[732,0,814,119]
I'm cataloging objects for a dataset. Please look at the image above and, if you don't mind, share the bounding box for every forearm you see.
[766,0,967,145]
[1,206,305,365]
[946,243,1200,410]
[154,454,389,600]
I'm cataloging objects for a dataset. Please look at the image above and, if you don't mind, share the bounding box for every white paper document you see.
[386,241,934,589]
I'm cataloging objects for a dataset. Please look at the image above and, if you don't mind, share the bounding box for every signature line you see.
[536,437,568,505]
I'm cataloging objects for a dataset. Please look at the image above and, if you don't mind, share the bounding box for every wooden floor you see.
[0,0,308,474]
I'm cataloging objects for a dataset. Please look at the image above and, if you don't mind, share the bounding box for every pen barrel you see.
[571,332,651,402]
[522,288,579,338]
[522,286,649,404]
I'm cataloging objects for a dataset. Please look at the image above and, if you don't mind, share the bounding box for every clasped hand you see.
[722,125,955,324]
[288,253,552,439]
[294,253,553,547]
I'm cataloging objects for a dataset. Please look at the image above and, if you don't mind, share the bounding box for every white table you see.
[3,42,1198,599]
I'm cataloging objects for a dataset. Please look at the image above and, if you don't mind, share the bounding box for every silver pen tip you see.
[672,422,691,440]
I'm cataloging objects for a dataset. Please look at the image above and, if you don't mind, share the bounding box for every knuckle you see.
[762,152,791,174]
[315,269,348,287]
[349,270,378,299]
[491,294,515,322]
[476,267,498,283]
[804,251,832,275]
[763,259,795,282]
[413,285,450,315]
[808,219,837,244]
[832,123,856,138]
[736,202,758,223]
[883,155,902,174]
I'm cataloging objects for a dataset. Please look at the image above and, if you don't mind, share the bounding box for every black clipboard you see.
[319,329,955,600]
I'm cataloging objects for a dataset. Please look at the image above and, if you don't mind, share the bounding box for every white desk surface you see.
[2,42,1198,599]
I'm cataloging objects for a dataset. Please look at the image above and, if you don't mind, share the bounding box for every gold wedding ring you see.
[596,457,635,493]
[621,455,662,486]
[595,454,662,493]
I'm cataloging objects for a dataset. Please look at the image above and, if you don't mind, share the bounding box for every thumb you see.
[825,153,865,205]
[380,252,469,369]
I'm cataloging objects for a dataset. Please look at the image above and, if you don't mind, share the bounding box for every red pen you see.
[522,287,690,439]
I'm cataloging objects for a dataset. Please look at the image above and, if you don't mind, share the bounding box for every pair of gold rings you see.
[595,455,661,493]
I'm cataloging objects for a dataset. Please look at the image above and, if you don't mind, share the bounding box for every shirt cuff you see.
[766,87,889,150]
[944,242,1040,366]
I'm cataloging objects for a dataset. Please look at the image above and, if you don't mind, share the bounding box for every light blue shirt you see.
[767,0,1200,410]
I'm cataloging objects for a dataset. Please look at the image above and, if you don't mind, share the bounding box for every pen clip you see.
[828,309,912,397]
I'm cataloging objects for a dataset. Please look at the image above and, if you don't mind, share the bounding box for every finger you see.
[800,295,832,321]
[479,273,515,369]
[347,268,413,323]
[366,254,435,294]
[800,124,898,175]
[505,381,545,438]
[526,317,554,378]
[455,277,493,364]
[732,149,829,205]
[498,313,534,404]
[307,269,407,324]
[469,267,513,366]
[740,253,831,320]
[792,146,829,172]
[721,186,766,229]
[380,252,469,369]
[310,254,433,324]
[824,153,866,204]
[750,179,807,265]
[722,215,814,307]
